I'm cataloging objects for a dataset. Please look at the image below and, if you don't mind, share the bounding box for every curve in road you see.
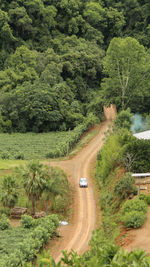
[48,120,113,262]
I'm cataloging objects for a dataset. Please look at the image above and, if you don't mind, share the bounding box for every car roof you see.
[80,177,87,180]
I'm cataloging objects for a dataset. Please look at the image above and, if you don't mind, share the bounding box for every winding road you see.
[47,119,113,262]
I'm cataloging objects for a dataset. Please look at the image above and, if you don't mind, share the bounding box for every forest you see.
[0,0,150,133]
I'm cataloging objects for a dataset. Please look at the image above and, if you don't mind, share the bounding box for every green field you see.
[0,126,99,161]
[0,132,70,160]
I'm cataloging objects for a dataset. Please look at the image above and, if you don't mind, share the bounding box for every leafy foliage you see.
[121,198,148,215]
[114,108,133,130]
[114,173,137,199]
[21,215,36,229]
[0,215,59,266]
[122,211,146,229]
[139,194,150,205]
[0,214,10,230]
[102,37,150,111]
[0,175,18,209]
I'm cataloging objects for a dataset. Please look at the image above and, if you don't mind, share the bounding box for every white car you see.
[79,177,88,188]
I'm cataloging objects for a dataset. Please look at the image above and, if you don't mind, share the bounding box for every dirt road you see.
[47,120,112,262]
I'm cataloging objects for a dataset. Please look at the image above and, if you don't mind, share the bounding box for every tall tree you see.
[102,37,150,110]
[20,160,47,215]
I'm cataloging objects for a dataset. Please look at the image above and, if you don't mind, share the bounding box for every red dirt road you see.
[47,120,113,262]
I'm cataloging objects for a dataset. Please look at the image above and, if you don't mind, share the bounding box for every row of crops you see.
[0,113,97,160]
[0,214,59,267]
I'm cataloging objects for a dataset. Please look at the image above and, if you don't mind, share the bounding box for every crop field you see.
[0,227,31,257]
[0,132,70,160]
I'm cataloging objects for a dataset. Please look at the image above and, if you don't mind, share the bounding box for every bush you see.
[0,214,10,230]
[114,173,137,199]
[139,194,150,205]
[21,215,36,228]
[145,195,150,205]
[49,214,60,228]
[100,191,113,210]
[122,211,146,229]
[0,207,11,217]
[1,152,10,159]
[121,198,148,215]
[15,152,24,160]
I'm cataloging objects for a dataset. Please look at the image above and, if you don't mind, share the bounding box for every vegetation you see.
[0,215,59,267]
[1,175,18,209]
[0,0,150,266]
[0,0,149,134]
[0,113,97,160]
[114,173,137,199]
[121,198,148,215]
[0,214,10,230]
[0,161,70,217]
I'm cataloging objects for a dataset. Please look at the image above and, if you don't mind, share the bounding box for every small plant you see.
[0,214,10,230]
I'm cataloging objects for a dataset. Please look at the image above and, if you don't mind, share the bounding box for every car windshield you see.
[80,178,87,182]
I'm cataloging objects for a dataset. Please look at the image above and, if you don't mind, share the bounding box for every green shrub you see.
[122,211,146,229]
[15,152,24,160]
[0,214,10,230]
[139,194,150,205]
[145,195,150,205]
[0,207,11,217]
[100,191,113,210]
[114,173,137,199]
[21,215,36,228]
[1,152,10,159]
[121,198,148,215]
[49,214,60,228]
[139,194,147,201]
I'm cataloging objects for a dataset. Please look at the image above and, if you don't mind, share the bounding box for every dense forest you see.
[0,0,150,133]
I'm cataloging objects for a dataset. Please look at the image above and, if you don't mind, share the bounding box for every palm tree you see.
[1,175,18,209]
[21,160,47,216]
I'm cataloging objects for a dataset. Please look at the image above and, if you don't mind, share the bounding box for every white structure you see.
[132,173,150,178]
[133,130,150,140]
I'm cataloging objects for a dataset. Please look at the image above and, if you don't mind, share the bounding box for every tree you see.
[20,161,47,215]
[0,46,38,92]
[102,37,150,110]
[1,175,18,209]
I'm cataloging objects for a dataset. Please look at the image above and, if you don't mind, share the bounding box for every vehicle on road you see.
[79,177,88,188]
